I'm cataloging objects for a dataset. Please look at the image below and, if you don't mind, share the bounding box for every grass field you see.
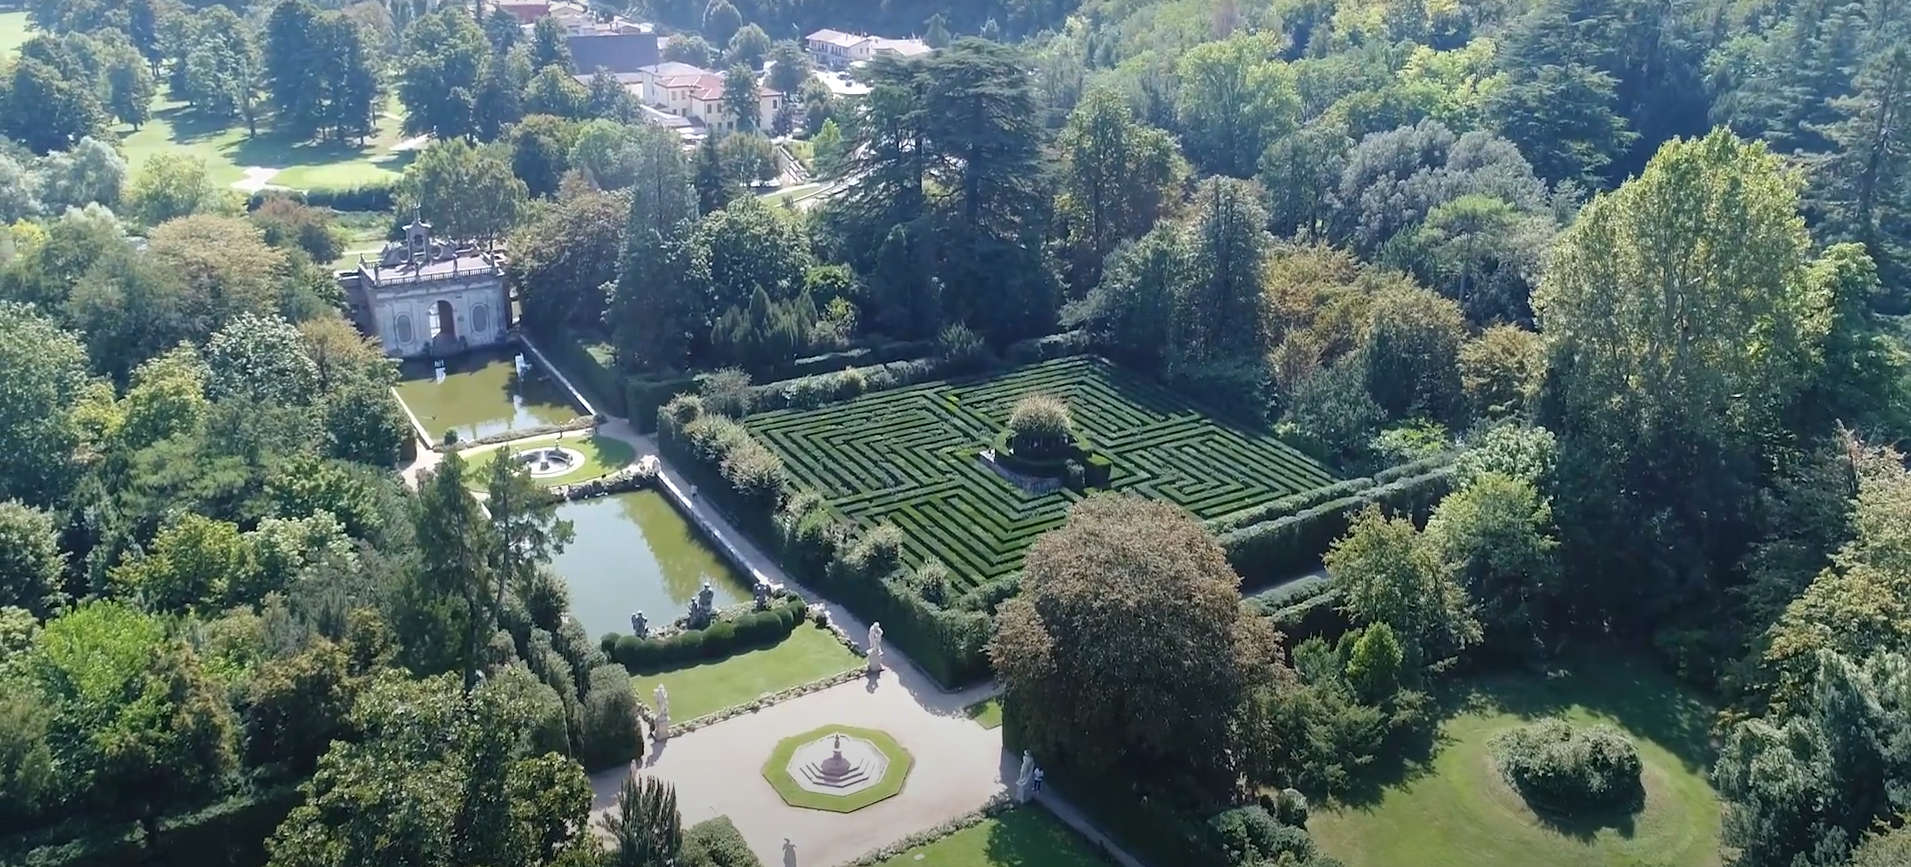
[1307,655,1723,867]
[871,806,1112,867]
[746,356,1338,597]
[0,11,30,57]
[632,624,860,722]
[461,431,635,488]
[118,94,414,190]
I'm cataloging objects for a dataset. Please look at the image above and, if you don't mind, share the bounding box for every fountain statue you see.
[866,622,885,675]
[1016,750,1035,803]
[686,580,718,629]
[652,685,671,740]
[630,611,648,638]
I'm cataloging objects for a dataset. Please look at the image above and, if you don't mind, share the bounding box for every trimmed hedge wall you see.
[302,181,396,211]
[530,327,627,416]
[1219,466,1456,588]
[608,598,808,672]
[628,375,701,433]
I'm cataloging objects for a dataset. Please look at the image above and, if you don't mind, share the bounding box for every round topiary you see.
[1490,719,1643,811]
[1007,393,1072,458]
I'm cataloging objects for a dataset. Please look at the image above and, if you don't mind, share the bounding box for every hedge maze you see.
[747,357,1339,595]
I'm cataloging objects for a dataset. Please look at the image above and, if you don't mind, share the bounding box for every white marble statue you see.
[1016,750,1035,803]
[866,621,885,675]
[652,685,671,740]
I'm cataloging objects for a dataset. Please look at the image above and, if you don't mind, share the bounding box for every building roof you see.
[806,28,864,48]
[870,36,930,56]
[566,31,660,73]
[638,62,781,102]
[495,0,548,24]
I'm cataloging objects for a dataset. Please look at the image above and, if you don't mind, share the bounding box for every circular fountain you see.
[517,445,584,478]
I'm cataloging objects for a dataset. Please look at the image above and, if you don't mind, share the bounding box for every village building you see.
[338,218,510,359]
[584,60,782,139]
[803,29,930,69]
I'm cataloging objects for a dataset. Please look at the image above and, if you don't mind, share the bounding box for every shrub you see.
[671,630,706,660]
[613,635,645,669]
[1207,806,1315,866]
[1083,453,1113,487]
[697,367,754,417]
[580,664,642,769]
[600,633,620,657]
[1490,719,1643,810]
[1007,393,1072,457]
[684,816,761,867]
[936,323,992,373]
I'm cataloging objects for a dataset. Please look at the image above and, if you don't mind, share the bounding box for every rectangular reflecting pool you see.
[549,491,753,640]
[394,346,581,442]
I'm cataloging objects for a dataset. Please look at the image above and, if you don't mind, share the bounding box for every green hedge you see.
[783,339,936,378]
[1219,467,1455,588]
[775,501,992,687]
[301,181,396,211]
[611,599,806,672]
[628,375,700,432]
[1266,589,1349,643]
[530,327,626,416]
[5,786,301,867]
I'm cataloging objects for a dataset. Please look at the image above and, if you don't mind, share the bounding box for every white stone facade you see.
[339,219,510,359]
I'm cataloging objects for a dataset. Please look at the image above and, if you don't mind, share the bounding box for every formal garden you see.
[745,355,1341,600]
[1304,655,1722,867]
[626,617,861,724]
[459,432,636,490]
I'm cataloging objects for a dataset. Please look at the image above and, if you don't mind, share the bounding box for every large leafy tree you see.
[27,603,237,838]
[1423,473,1560,657]
[1053,88,1186,292]
[1175,176,1270,364]
[0,303,90,508]
[990,495,1281,801]
[1325,505,1480,667]
[397,139,528,246]
[1174,32,1300,178]
[264,671,594,867]
[1360,281,1466,423]
[0,501,65,615]
[265,0,381,142]
[1534,130,1832,627]
[507,189,628,331]
[397,7,489,139]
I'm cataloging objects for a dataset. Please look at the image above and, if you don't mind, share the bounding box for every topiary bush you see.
[1206,805,1319,866]
[1007,393,1072,458]
[1490,719,1643,811]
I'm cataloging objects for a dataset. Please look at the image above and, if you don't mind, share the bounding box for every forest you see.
[0,0,1909,864]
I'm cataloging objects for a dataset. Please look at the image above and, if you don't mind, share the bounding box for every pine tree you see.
[1811,45,1911,293]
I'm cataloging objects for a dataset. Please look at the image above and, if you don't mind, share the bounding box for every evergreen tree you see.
[1810,45,1911,295]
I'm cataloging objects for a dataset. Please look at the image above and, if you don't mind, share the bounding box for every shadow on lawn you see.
[1329,650,1716,810]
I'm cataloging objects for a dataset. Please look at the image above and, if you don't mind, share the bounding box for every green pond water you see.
[550,491,752,640]
[394,347,580,442]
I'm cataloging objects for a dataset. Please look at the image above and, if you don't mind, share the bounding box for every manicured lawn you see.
[965,697,1003,729]
[463,432,636,489]
[745,357,1338,602]
[632,624,860,722]
[1306,655,1723,867]
[0,11,31,57]
[117,94,413,190]
[871,806,1111,867]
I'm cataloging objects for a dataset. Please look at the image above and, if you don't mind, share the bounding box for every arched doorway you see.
[429,299,457,341]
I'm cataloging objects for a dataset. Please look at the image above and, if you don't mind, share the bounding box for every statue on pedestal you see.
[630,611,648,638]
[686,580,718,629]
[753,580,771,611]
[866,621,885,675]
[1016,750,1035,803]
[652,685,671,740]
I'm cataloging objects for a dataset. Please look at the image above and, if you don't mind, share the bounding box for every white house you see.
[631,61,782,135]
[804,28,930,69]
